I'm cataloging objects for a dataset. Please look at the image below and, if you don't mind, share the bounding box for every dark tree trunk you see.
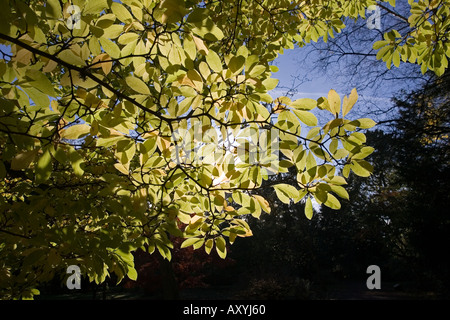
[159,256,179,299]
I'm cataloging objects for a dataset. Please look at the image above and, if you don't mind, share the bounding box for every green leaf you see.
[324,175,347,186]
[373,40,389,50]
[273,184,300,204]
[25,70,56,97]
[253,194,271,214]
[290,98,317,110]
[248,65,266,78]
[61,124,91,139]
[35,149,52,183]
[99,37,121,59]
[205,238,213,255]
[305,197,313,220]
[206,50,222,73]
[97,135,126,148]
[118,32,139,45]
[11,150,38,170]
[232,190,251,207]
[95,13,116,29]
[83,0,108,15]
[58,50,86,67]
[69,148,84,176]
[342,88,358,117]
[186,69,203,91]
[277,110,301,133]
[22,86,49,107]
[45,0,62,19]
[351,159,373,177]
[324,193,341,210]
[114,162,129,175]
[125,76,150,95]
[191,18,224,41]
[183,35,197,60]
[306,126,321,140]
[111,2,133,23]
[228,55,245,75]
[328,89,341,116]
[293,110,318,126]
[330,185,349,200]
[215,236,227,259]
[305,151,316,170]
[393,50,401,68]
[352,146,375,160]
[127,267,138,281]
[262,78,279,91]
[159,0,187,24]
[350,118,377,129]
[294,147,307,170]
[181,237,204,249]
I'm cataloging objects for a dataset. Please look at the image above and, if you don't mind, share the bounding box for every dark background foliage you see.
[37,67,450,302]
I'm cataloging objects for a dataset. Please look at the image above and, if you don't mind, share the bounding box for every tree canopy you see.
[1,0,449,299]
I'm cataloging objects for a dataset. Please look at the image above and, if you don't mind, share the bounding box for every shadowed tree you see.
[0,0,449,299]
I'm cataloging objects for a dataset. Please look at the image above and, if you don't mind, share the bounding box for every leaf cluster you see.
[0,0,445,299]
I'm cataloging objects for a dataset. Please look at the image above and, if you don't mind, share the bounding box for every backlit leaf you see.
[350,118,377,129]
[290,98,317,110]
[324,193,341,210]
[305,197,313,220]
[99,37,121,59]
[111,2,133,24]
[274,184,300,204]
[293,110,318,127]
[328,89,341,116]
[342,88,358,117]
[206,50,222,73]
[351,159,373,177]
[61,124,91,139]
[126,76,150,95]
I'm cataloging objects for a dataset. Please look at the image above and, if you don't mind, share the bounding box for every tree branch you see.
[0,32,169,124]
[377,3,409,23]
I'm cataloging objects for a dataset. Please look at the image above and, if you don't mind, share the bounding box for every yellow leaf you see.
[305,197,313,220]
[324,193,341,210]
[253,194,271,214]
[180,70,203,91]
[328,89,341,116]
[183,35,197,60]
[99,37,120,59]
[206,50,222,73]
[58,49,85,66]
[114,162,129,175]
[118,32,139,45]
[125,76,150,95]
[293,110,318,127]
[342,88,358,117]
[111,2,133,24]
[61,124,91,139]
[91,53,112,75]
[192,35,209,55]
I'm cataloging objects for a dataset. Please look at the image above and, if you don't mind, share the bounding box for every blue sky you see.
[269,43,417,128]
[272,48,335,100]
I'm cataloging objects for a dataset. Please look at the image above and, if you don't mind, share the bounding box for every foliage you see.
[0,0,447,299]
[384,72,450,291]
[314,71,450,291]
[373,0,450,76]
